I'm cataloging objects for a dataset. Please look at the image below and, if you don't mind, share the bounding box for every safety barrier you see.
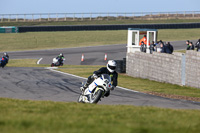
[18,23,200,32]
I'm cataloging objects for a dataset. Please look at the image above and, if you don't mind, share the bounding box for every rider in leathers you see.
[81,60,118,97]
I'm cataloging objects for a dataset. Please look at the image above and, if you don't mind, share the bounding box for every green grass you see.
[57,66,200,101]
[0,28,200,52]
[0,98,200,133]
[1,19,200,26]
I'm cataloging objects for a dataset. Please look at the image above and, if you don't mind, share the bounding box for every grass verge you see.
[57,66,200,102]
[0,98,200,133]
[0,29,200,52]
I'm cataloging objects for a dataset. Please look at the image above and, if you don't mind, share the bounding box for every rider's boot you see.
[80,82,89,92]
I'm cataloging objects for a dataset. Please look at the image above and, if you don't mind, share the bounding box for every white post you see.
[8,15,11,22]
[48,14,50,21]
[90,13,92,21]
[24,14,26,22]
[1,15,3,22]
[16,15,18,22]
[40,14,42,21]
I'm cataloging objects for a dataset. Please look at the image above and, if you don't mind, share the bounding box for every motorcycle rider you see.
[56,53,64,66]
[81,60,118,97]
[3,52,9,63]
[0,52,9,68]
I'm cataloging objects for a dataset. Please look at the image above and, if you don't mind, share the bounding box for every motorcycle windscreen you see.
[101,74,111,82]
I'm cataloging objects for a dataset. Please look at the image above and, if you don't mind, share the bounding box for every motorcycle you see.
[78,74,112,104]
[0,57,8,68]
[51,57,65,67]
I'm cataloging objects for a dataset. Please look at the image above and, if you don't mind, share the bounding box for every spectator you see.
[139,35,148,46]
[149,41,156,54]
[195,39,200,52]
[140,41,146,53]
[185,40,190,49]
[165,42,174,54]
[160,42,166,53]
[187,42,194,50]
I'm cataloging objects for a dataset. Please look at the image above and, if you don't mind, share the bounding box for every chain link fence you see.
[1,11,200,22]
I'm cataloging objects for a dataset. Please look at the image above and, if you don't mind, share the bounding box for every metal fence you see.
[1,11,200,22]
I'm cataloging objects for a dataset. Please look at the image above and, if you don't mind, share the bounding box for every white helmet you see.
[107,60,117,73]
[4,52,7,56]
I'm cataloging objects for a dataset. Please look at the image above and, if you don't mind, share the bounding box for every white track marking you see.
[37,58,43,64]
[48,68,139,93]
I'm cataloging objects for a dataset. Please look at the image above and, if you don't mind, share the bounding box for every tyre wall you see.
[18,23,200,32]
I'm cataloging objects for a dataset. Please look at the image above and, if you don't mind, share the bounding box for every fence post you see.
[16,15,18,22]
[90,13,92,21]
[39,14,42,21]
[32,14,34,21]
[48,14,50,21]
[1,15,3,22]
[8,15,10,22]
[65,14,67,21]
[181,54,186,86]
[24,14,26,22]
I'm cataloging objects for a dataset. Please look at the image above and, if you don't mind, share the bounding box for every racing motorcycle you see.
[78,74,112,104]
[0,57,8,68]
[51,57,65,67]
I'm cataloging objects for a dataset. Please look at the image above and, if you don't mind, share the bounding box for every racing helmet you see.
[3,52,8,56]
[107,60,117,73]
[59,53,63,56]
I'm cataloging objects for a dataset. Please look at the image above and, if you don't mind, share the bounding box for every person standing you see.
[139,35,148,45]
[195,39,200,52]
[165,42,174,54]
[140,41,147,53]
[187,42,194,50]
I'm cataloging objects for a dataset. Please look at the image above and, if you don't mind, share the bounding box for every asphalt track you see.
[3,40,196,66]
[1,67,200,109]
[1,40,200,109]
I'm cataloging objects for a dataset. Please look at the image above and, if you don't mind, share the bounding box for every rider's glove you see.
[93,74,98,79]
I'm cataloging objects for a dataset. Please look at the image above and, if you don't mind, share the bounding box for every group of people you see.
[140,35,174,54]
[186,39,200,51]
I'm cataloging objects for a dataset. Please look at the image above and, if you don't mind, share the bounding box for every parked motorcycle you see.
[51,57,65,67]
[78,74,112,104]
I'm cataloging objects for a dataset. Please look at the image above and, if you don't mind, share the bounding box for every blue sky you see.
[0,0,199,14]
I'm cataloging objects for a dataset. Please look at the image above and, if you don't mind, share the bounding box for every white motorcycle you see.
[51,57,65,67]
[78,74,112,104]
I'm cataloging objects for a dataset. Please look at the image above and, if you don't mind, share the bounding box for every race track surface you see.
[1,67,200,109]
[3,40,195,66]
[0,40,200,109]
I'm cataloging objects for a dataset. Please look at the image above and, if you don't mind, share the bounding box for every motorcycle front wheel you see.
[77,95,84,103]
[90,89,103,104]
